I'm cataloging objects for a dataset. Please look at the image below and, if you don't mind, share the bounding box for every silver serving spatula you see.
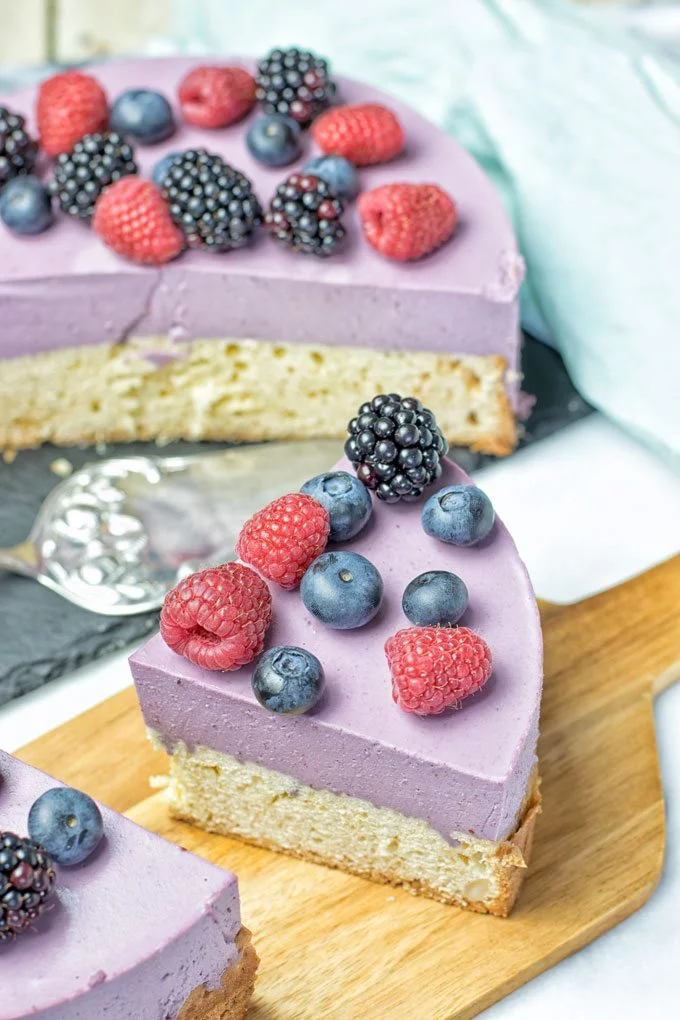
[0,441,341,616]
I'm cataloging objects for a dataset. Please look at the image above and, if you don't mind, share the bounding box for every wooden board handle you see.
[541,555,680,708]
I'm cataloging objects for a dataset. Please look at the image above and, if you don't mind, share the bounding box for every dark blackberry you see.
[0,831,56,944]
[0,107,38,188]
[345,394,449,503]
[256,47,336,126]
[160,150,262,253]
[51,132,137,221]
[265,173,345,257]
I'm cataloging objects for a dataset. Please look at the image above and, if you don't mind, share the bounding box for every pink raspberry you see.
[160,563,272,671]
[236,493,330,591]
[385,626,492,715]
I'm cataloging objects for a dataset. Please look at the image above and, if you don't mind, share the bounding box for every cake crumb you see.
[2,449,16,464]
[50,457,73,478]
[386,896,395,903]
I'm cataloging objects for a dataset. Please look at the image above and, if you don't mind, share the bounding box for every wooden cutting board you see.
[17,556,680,1020]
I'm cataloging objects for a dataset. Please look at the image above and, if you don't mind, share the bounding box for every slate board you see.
[0,336,591,706]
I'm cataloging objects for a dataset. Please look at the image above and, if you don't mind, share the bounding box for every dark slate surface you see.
[0,336,591,706]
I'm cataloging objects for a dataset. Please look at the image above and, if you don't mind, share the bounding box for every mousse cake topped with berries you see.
[130,394,543,916]
[1,53,523,456]
[0,749,257,1019]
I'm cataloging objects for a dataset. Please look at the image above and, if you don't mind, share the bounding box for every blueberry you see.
[422,484,495,546]
[301,155,358,200]
[301,471,373,541]
[0,176,53,235]
[28,787,104,866]
[110,89,175,144]
[402,570,468,626]
[247,114,301,167]
[301,551,383,629]
[252,646,324,714]
[151,151,182,188]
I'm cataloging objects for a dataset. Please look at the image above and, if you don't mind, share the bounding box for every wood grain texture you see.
[54,0,170,62]
[18,556,680,1019]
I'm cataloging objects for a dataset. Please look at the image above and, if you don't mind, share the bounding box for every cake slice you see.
[0,54,522,456]
[0,749,257,1020]
[131,426,543,916]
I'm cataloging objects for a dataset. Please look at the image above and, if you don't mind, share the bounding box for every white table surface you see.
[2,413,679,1017]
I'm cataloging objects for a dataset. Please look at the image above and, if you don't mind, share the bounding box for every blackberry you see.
[51,132,137,221]
[256,47,336,126]
[265,173,345,257]
[0,107,38,188]
[0,831,56,944]
[160,150,262,253]
[345,394,449,503]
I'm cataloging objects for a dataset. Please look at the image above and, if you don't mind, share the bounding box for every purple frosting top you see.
[0,56,522,404]
[131,456,543,844]
[0,749,240,1020]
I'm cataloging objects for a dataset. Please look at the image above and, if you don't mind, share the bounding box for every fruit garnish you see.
[402,570,468,627]
[422,484,495,546]
[252,646,325,714]
[358,182,457,262]
[93,176,184,266]
[300,551,383,630]
[256,48,336,126]
[178,65,256,129]
[37,71,108,157]
[386,626,492,715]
[236,493,330,590]
[265,172,345,257]
[312,103,404,167]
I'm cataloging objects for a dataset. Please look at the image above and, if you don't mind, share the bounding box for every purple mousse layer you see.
[0,749,241,1020]
[131,457,542,844]
[0,57,523,407]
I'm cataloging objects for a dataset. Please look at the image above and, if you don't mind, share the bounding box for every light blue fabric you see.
[164,1,680,460]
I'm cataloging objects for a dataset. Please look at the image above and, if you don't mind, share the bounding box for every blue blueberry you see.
[422,485,495,546]
[0,176,54,235]
[301,551,383,629]
[246,114,301,167]
[402,570,468,626]
[151,151,182,188]
[302,155,358,200]
[110,89,175,144]
[252,646,324,714]
[28,787,104,866]
[301,471,373,541]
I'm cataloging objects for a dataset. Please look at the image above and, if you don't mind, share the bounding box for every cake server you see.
[0,441,341,616]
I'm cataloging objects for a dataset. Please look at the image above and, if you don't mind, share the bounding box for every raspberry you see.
[160,563,272,671]
[311,103,404,167]
[178,66,256,129]
[93,177,184,266]
[359,183,457,262]
[37,70,108,157]
[385,626,492,715]
[236,493,330,591]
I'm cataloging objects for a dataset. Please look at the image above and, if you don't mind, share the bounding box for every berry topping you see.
[422,485,495,547]
[178,65,256,129]
[236,493,330,591]
[386,626,492,715]
[93,176,184,266]
[301,470,373,542]
[359,183,457,262]
[345,393,449,503]
[247,114,301,167]
[160,562,272,671]
[265,173,345,257]
[0,177,53,236]
[0,832,56,944]
[300,551,383,630]
[160,149,262,253]
[37,70,108,158]
[110,88,175,144]
[402,570,468,627]
[51,131,137,222]
[28,788,104,866]
[256,48,336,126]
[151,151,182,188]
[0,107,37,188]
[301,155,359,201]
[252,646,325,715]
[312,103,404,167]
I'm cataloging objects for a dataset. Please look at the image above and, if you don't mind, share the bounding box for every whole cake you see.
[131,395,542,915]
[0,52,523,456]
[0,749,258,1019]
